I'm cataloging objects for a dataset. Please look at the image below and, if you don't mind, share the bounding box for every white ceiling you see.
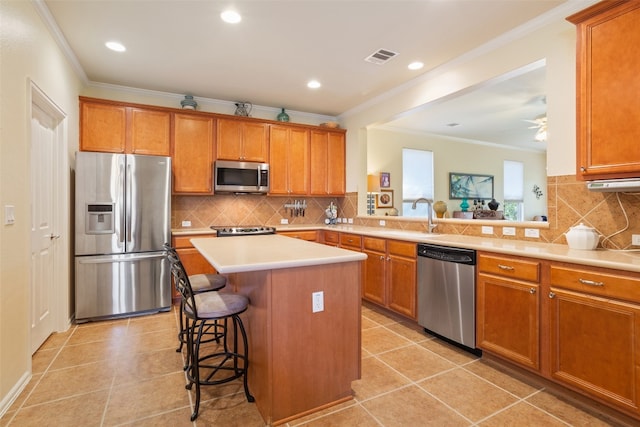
[42,0,584,150]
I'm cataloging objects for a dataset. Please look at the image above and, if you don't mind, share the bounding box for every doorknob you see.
[49,234,60,240]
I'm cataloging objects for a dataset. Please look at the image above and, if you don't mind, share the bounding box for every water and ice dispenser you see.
[85,203,115,234]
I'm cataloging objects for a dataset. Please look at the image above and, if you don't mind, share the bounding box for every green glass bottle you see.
[277,108,290,122]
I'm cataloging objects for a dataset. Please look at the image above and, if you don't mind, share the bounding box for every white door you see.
[30,96,63,354]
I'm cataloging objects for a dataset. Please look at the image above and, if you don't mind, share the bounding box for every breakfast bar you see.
[190,235,367,425]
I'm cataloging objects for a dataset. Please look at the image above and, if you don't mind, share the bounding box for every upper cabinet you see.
[310,130,346,196]
[172,114,214,194]
[568,1,640,180]
[216,118,269,162]
[80,97,170,156]
[269,125,309,195]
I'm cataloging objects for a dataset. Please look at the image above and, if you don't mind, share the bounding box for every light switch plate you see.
[5,205,15,225]
[481,226,493,234]
[379,220,386,226]
[280,218,289,224]
[502,227,516,236]
[525,228,540,238]
[181,220,191,227]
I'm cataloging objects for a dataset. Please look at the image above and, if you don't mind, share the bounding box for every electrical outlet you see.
[525,228,540,238]
[502,227,516,236]
[280,218,289,224]
[348,218,354,224]
[481,226,493,235]
[379,220,386,226]
[632,234,640,246]
[312,291,324,313]
[181,220,191,227]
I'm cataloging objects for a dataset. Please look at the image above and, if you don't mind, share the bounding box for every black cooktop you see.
[211,226,277,237]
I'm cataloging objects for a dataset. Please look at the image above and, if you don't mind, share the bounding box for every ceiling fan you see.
[525,114,547,142]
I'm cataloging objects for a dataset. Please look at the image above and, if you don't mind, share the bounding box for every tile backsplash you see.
[172,175,640,249]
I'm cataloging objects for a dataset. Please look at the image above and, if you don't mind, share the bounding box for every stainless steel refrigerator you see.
[74,151,172,321]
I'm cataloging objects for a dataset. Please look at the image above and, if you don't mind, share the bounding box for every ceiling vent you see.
[364,48,399,65]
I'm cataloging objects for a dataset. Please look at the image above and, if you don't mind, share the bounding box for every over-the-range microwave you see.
[214,160,269,194]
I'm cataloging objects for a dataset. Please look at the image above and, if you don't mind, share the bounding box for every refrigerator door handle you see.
[126,161,132,244]
[76,252,166,264]
[118,160,126,245]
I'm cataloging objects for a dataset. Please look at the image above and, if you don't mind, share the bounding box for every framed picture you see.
[380,172,390,188]
[449,173,494,199]
[376,189,394,208]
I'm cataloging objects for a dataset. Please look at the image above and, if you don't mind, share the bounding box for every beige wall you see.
[0,0,81,412]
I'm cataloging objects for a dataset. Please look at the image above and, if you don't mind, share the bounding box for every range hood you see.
[587,178,640,192]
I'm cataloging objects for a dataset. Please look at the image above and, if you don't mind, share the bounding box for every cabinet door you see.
[387,254,416,319]
[216,118,243,160]
[242,121,269,162]
[269,125,308,195]
[80,101,126,153]
[309,130,345,196]
[549,287,640,413]
[569,2,640,180]
[477,274,540,370]
[128,108,171,156]
[363,249,386,305]
[172,114,214,194]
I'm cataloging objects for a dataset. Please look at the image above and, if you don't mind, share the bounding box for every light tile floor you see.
[1,303,635,426]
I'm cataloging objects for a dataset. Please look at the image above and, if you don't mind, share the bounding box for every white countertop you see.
[174,224,640,274]
[190,234,367,274]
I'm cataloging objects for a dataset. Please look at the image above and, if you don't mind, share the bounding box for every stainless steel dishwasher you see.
[417,243,478,352]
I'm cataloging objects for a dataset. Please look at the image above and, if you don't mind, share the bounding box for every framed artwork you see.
[449,173,494,199]
[376,189,394,208]
[380,172,391,188]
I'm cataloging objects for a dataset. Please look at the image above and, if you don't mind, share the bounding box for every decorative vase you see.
[488,198,500,211]
[459,198,469,212]
[277,108,290,122]
[180,95,197,110]
[433,200,447,218]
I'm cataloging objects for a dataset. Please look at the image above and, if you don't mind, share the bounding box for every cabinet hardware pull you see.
[580,166,586,172]
[578,278,604,287]
[498,264,514,271]
[549,292,555,299]
[529,288,536,294]
[386,256,391,261]
[379,255,385,261]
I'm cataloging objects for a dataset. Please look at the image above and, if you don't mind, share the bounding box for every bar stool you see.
[163,244,227,354]
[168,252,254,421]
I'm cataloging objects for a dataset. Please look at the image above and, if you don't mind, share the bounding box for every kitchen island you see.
[190,235,366,425]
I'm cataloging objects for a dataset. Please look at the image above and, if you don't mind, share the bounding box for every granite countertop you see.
[190,234,367,274]
[174,224,640,273]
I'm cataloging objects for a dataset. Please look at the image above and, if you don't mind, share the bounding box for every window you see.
[503,160,523,221]
[402,148,434,217]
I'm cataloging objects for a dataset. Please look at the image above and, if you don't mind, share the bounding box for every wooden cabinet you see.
[172,114,215,194]
[568,2,640,180]
[309,130,346,196]
[322,230,339,246]
[476,253,541,371]
[216,118,269,162]
[277,230,318,241]
[362,237,417,319]
[269,125,309,195]
[171,234,217,299]
[80,98,170,155]
[548,263,640,416]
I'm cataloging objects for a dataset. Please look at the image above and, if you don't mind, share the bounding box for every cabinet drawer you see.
[278,230,318,241]
[478,253,540,283]
[323,230,339,245]
[550,264,640,304]
[340,233,362,249]
[387,240,416,258]
[172,234,215,249]
[363,236,386,252]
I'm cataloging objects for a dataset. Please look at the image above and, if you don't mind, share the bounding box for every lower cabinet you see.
[362,237,416,319]
[277,230,318,241]
[549,264,640,416]
[171,234,217,299]
[476,252,541,371]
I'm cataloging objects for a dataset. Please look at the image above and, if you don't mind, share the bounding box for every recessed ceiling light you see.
[105,41,126,52]
[221,10,241,23]
[307,80,321,89]
[408,61,424,70]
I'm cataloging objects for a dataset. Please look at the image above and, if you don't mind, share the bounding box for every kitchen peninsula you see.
[190,235,367,425]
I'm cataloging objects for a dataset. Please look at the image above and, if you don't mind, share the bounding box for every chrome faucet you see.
[411,198,437,233]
